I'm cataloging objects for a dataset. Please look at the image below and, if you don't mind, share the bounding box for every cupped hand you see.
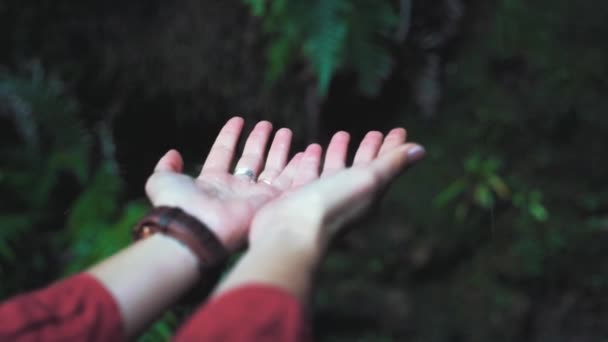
[145,117,308,251]
[249,128,426,250]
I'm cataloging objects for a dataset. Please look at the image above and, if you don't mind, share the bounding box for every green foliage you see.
[0,63,180,341]
[433,149,552,264]
[0,63,90,280]
[512,190,548,223]
[139,311,180,342]
[244,0,398,96]
[2,0,608,340]
[0,63,145,293]
[435,154,512,219]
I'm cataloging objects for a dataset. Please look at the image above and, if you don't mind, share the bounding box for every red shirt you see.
[0,274,310,341]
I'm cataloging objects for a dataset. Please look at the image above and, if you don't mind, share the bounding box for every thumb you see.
[154,149,184,173]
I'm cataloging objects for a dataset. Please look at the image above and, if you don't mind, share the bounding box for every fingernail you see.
[407,145,426,163]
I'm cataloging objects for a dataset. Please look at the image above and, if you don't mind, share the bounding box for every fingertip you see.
[388,127,407,137]
[226,116,245,130]
[353,131,384,165]
[165,148,178,156]
[287,151,304,166]
[224,116,245,132]
[287,152,304,168]
[405,143,426,163]
[305,143,323,156]
[365,131,384,139]
[379,128,408,156]
[290,152,304,166]
[229,115,245,123]
[256,120,273,130]
[309,143,322,149]
[276,127,293,137]
[156,149,184,172]
[332,131,350,141]
[292,145,322,187]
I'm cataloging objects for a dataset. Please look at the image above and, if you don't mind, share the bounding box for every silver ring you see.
[234,167,256,181]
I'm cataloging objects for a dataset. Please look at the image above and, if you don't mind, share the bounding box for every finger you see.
[258,128,293,183]
[322,131,350,176]
[201,117,245,175]
[353,131,384,165]
[291,143,424,235]
[379,128,407,155]
[292,144,323,188]
[312,144,424,210]
[371,143,426,186]
[233,121,274,179]
[154,149,184,173]
[317,143,425,205]
[272,152,304,190]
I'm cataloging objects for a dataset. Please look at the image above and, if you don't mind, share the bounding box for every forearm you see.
[87,234,199,337]
[214,231,324,302]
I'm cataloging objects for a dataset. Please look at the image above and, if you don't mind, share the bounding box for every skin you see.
[216,129,425,301]
[87,117,425,338]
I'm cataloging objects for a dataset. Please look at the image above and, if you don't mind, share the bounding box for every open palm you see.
[145,117,411,251]
[146,117,298,251]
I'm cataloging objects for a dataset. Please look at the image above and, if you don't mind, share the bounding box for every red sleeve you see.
[175,285,311,342]
[0,273,125,342]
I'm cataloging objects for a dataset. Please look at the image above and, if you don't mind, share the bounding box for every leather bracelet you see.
[133,206,228,273]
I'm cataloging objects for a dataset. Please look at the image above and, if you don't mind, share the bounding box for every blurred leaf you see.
[138,311,178,342]
[474,184,494,209]
[267,35,295,81]
[303,0,349,96]
[243,0,266,16]
[66,163,120,234]
[529,202,549,222]
[434,179,467,207]
[65,201,148,274]
[483,157,502,173]
[487,174,511,199]
[464,155,481,172]
[245,0,397,96]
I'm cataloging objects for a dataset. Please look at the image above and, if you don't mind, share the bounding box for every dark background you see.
[1,0,608,341]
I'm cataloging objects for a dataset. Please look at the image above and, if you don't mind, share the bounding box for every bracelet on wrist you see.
[133,206,228,273]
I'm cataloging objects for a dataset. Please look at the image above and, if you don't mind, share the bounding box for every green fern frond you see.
[243,0,267,16]
[64,197,147,275]
[304,0,350,95]
[267,34,296,81]
[344,0,397,95]
[0,64,134,298]
[243,0,397,96]
[0,64,92,266]
[0,62,88,154]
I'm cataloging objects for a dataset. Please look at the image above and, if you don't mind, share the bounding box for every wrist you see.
[136,234,200,281]
[134,206,229,272]
[88,234,200,336]
[91,233,199,278]
[215,231,323,301]
[164,205,239,252]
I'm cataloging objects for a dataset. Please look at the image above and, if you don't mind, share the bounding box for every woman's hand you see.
[144,117,306,251]
[249,130,426,252]
[215,128,425,300]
